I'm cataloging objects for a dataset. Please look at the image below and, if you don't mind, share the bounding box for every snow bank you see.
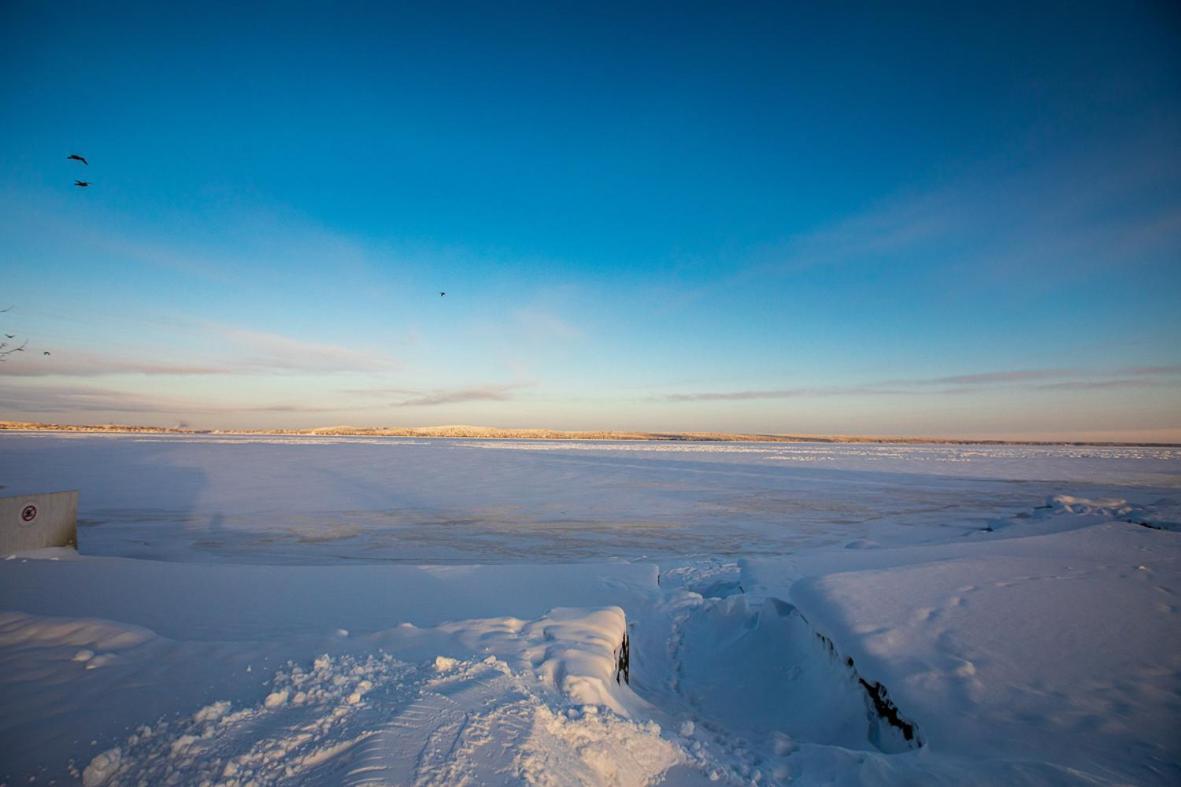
[441,606,637,714]
[78,608,681,787]
[753,521,1181,783]
[0,557,657,640]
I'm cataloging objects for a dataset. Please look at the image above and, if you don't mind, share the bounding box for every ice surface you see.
[1,433,1178,784]
[1,433,1177,563]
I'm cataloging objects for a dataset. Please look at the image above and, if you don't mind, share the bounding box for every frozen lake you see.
[2,433,1178,563]
[1,433,1179,785]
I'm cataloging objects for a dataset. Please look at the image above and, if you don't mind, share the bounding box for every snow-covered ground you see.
[1,434,1178,785]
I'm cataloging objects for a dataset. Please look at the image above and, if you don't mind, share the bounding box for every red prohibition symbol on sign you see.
[21,504,38,523]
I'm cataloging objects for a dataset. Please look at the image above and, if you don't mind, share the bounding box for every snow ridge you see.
[81,609,683,787]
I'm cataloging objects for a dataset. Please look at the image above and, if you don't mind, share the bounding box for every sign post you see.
[0,491,79,552]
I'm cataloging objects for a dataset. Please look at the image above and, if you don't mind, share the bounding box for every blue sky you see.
[1,1,1179,438]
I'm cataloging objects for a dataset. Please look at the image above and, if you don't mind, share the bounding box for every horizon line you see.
[1,420,1178,448]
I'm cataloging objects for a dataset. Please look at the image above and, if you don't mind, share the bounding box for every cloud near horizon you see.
[0,379,533,420]
[0,383,372,416]
[0,325,399,377]
[658,365,1181,402]
[393,383,530,407]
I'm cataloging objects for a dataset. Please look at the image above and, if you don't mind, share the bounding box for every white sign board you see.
[0,490,78,552]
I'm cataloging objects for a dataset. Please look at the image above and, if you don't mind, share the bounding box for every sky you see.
[1,1,1180,440]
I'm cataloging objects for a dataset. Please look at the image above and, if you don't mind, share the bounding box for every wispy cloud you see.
[215,326,399,374]
[658,365,1181,402]
[0,384,180,414]
[0,326,400,377]
[393,383,529,407]
[1031,378,1180,392]
[0,188,392,287]
[748,192,954,278]
[720,134,1181,298]
[1121,364,1181,376]
[0,383,369,416]
[513,308,582,340]
[911,369,1076,386]
[662,386,890,402]
[0,355,230,377]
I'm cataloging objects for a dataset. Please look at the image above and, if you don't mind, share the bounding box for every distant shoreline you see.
[1,421,1177,447]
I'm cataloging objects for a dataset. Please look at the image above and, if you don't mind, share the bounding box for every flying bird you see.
[4,334,13,339]
[67,154,88,165]
[439,291,446,297]
[74,180,90,188]
[43,351,51,356]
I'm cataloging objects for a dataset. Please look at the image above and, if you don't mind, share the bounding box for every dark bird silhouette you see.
[74,180,90,188]
[0,339,27,358]
[4,334,13,339]
[43,351,51,356]
[67,154,89,165]
[439,291,446,297]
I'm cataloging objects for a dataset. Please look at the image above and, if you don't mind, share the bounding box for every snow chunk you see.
[263,689,288,708]
[442,606,636,714]
[84,653,116,669]
[987,494,1181,533]
[518,703,682,787]
[1049,494,1135,516]
[81,747,121,787]
[193,701,231,723]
